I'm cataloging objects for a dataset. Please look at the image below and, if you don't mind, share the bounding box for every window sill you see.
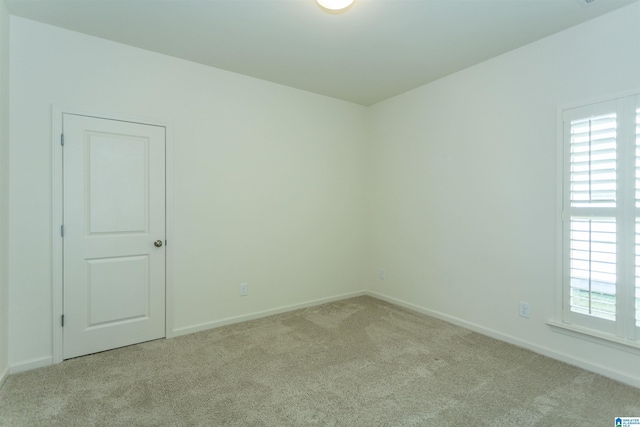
[547,321,640,355]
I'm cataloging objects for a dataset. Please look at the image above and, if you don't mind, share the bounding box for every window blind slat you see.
[572,162,615,173]
[571,151,616,163]
[571,140,616,153]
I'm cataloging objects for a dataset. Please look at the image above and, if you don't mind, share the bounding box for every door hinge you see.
[60,133,64,146]
[61,224,64,237]
[61,314,65,327]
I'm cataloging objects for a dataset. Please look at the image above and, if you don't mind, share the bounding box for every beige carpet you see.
[1,296,638,426]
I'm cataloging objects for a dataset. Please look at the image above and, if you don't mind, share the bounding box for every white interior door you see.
[62,114,166,359]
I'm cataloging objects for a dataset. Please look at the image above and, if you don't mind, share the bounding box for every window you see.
[561,94,639,343]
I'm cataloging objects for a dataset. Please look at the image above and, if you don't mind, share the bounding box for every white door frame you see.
[51,106,175,364]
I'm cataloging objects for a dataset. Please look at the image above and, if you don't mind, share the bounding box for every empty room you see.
[0,0,639,425]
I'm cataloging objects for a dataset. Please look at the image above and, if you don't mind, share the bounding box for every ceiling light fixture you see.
[316,0,355,13]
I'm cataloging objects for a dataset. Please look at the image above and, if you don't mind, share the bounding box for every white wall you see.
[0,0,9,386]
[369,3,640,386]
[8,17,368,369]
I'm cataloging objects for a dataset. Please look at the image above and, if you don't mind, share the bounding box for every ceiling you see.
[5,0,638,106]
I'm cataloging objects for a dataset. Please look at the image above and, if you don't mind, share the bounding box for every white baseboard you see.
[9,356,52,375]
[173,290,368,337]
[7,291,367,374]
[366,291,640,389]
[8,291,637,389]
[0,364,8,389]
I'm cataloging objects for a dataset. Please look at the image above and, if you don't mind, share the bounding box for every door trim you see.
[51,106,174,364]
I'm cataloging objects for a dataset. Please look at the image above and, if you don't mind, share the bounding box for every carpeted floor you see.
[1,296,638,426]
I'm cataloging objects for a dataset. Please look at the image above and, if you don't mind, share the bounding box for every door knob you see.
[154,240,163,248]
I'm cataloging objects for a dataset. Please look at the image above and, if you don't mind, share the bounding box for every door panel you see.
[86,255,150,326]
[63,114,166,359]
[87,133,149,234]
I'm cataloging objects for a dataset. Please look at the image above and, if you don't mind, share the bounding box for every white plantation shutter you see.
[569,113,617,208]
[562,95,640,341]
[569,217,616,321]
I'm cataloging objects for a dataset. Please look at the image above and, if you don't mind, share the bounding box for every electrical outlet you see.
[240,283,248,297]
[379,269,385,280]
[519,302,530,318]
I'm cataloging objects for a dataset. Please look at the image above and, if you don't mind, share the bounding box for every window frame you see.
[554,92,640,348]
